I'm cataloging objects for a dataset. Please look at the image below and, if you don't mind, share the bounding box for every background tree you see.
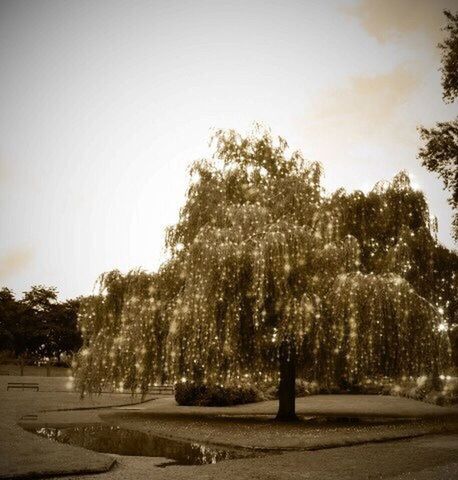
[76,128,451,421]
[22,285,58,311]
[439,10,458,103]
[44,298,82,359]
[0,288,22,353]
[419,10,458,241]
[0,285,82,363]
[75,268,178,396]
[19,285,59,359]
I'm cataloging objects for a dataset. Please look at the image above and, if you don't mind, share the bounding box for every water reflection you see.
[28,424,251,466]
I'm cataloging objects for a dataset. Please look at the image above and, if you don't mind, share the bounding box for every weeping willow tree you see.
[327,175,458,367]
[76,127,452,420]
[75,263,182,396]
[328,174,457,314]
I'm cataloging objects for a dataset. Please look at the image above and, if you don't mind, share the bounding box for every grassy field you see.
[0,363,71,377]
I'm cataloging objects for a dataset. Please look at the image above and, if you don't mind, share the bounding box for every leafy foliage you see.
[0,286,82,360]
[174,381,261,406]
[419,120,458,240]
[439,10,458,103]
[76,127,453,398]
[418,10,458,241]
[0,288,20,353]
[328,177,458,328]
[75,267,178,394]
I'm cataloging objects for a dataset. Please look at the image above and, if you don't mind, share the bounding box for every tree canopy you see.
[0,286,82,361]
[76,128,453,418]
[418,9,458,241]
[439,10,458,104]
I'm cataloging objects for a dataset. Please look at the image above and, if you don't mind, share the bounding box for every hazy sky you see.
[1,0,457,300]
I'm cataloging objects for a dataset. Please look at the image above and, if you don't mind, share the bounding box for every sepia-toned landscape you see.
[1,1,457,479]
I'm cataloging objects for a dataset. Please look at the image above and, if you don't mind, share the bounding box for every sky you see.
[1,0,457,300]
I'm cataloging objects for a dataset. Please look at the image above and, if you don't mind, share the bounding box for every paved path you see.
[46,434,458,480]
[1,389,457,479]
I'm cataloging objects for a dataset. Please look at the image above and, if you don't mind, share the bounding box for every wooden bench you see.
[149,385,174,395]
[7,382,39,392]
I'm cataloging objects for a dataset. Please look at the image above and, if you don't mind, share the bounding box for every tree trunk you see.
[431,355,442,391]
[275,341,298,422]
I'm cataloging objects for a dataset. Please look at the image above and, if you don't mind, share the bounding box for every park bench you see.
[7,382,39,392]
[150,385,174,395]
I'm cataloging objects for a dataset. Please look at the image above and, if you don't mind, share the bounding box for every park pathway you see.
[1,385,457,479]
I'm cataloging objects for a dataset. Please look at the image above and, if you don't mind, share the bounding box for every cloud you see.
[343,0,456,43]
[299,63,430,198]
[304,64,420,144]
[0,249,32,280]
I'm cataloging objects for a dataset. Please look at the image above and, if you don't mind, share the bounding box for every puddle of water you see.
[25,424,254,466]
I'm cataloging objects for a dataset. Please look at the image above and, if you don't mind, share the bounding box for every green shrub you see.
[259,379,319,399]
[262,384,278,400]
[318,384,341,394]
[388,375,458,405]
[442,376,458,404]
[175,375,457,406]
[174,382,262,406]
[174,382,207,405]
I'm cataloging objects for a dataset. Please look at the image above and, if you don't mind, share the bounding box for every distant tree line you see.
[0,285,82,364]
